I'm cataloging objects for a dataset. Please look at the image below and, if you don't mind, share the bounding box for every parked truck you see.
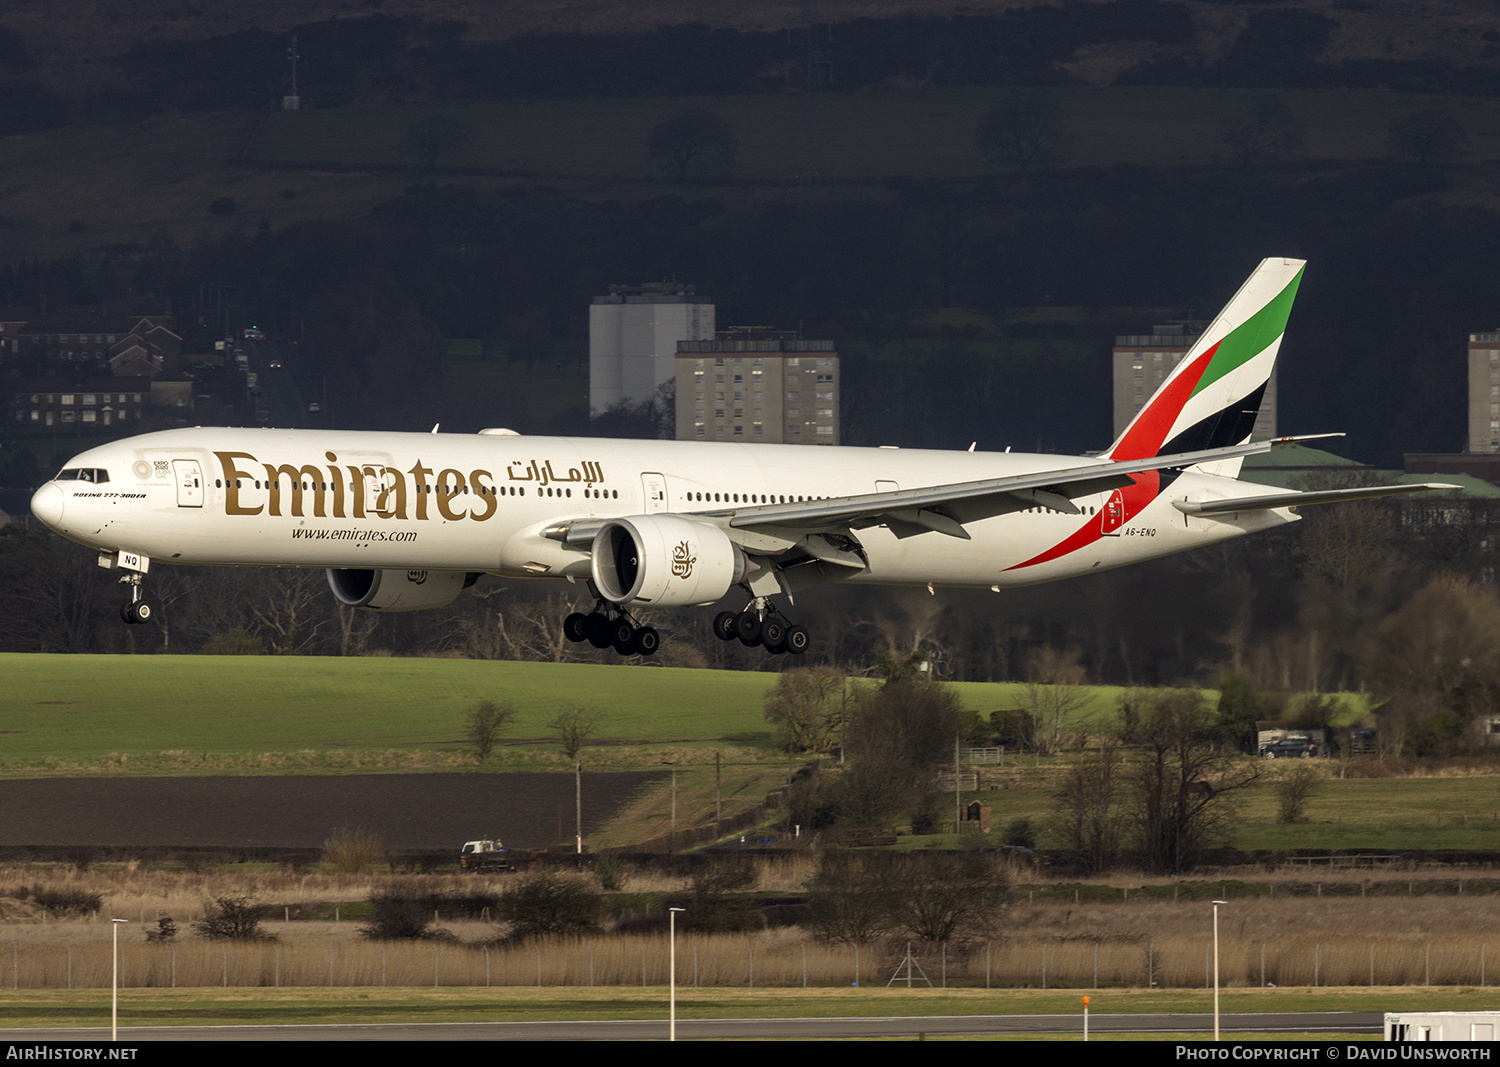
[459,838,517,872]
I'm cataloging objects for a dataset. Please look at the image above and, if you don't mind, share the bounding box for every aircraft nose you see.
[30,482,65,530]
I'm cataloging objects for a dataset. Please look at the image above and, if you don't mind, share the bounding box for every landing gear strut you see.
[713,600,808,656]
[564,603,659,658]
[117,567,152,625]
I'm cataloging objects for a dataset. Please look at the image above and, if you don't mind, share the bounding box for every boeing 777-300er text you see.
[29,258,1453,657]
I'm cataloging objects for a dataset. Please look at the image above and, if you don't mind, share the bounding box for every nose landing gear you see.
[107,552,153,625]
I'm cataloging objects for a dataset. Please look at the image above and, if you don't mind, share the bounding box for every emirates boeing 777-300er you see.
[28,258,1451,657]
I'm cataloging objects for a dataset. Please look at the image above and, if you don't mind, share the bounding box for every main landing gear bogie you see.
[564,605,659,658]
[713,604,809,657]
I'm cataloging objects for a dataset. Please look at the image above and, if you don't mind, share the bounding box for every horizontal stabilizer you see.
[1172,482,1460,517]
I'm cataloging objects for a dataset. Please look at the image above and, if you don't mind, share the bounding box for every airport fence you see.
[5,934,1497,990]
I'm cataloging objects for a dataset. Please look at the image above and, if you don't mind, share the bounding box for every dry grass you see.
[7,861,1500,989]
[7,928,1499,990]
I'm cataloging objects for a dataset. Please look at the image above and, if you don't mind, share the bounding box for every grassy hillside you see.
[1,652,1125,767]
[4,87,1500,262]
[0,653,785,762]
[0,651,1364,764]
[5,653,1497,853]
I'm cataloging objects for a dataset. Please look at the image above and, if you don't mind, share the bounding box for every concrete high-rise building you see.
[1112,322,1276,441]
[675,328,839,444]
[589,283,714,415]
[1468,331,1500,453]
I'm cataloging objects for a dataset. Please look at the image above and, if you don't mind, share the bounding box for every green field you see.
[0,984,1431,1032]
[0,652,786,762]
[4,652,1496,852]
[0,653,1160,766]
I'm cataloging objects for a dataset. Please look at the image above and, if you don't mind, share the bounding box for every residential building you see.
[1468,331,1500,453]
[675,328,839,444]
[1112,322,1276,441]
[9,378,151,428]
[589,283,714,415]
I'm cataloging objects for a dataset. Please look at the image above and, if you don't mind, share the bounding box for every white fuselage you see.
[31,426,1296,594]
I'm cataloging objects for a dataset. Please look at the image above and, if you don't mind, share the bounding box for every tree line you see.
[6,5,1499,138]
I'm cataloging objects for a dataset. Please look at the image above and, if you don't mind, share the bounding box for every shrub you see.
[1275,763,1325,824]
[360,896,449,940]
[193,896,270,940]
[591,850,626,891]
[1004,816,1038,850]
[322,826,384,874]
[500,872,600,941]
[465,700,516,763]
[12,885,103,916]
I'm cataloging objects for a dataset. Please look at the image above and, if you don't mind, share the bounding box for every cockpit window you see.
[56,468,109,484]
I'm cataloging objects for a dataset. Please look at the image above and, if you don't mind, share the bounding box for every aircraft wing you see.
[543,436,1386,550]
[724,438,1288,541]
[1172,482,1461,516]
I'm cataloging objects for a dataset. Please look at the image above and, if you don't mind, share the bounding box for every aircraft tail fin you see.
[1104,258,1306,476]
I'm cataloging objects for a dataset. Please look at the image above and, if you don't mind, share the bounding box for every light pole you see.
[662,760,677,852]
[669,907,686,1041]
[111,918,127,1041]
[1212,899,1227,1041]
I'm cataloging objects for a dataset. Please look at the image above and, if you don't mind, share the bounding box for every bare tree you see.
[1020,645,1089,754]
[336,601,381,657]
[1051,742,1125,873]
[1364,575,1500,755]
[1218,93,1304,167]
[1387,107,1470,167]
[808,850,1009,945]
[402,112,474,170]
[881,851,1010,944]
[647,109,738,182]
[1274,762,1323,824]
[1131,689,1260,873]
[808,851,892,944]
[549,706,604,761]
[466,699,517,763]
[453,587,588,663]
[248,568,331,654]
[975,91,1069,178]
[763,666,845,752]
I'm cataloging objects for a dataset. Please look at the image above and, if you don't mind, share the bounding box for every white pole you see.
[669,907,685,1041]
[1212,900,1226,1042]
[111,919,127,1041]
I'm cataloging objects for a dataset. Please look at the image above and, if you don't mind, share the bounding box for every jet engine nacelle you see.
[591,515,746,607]
[326,568,476,611]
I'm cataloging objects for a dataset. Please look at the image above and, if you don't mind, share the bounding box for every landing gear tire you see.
[634,626,660,657]
[609,619,637,655]
[564,613,590,643]
[122,601,151,625]
[712,611,738,642]
[761,618,787,652]
[735,610,763,647]
[585,613,612,649]
[784,625,809,656]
